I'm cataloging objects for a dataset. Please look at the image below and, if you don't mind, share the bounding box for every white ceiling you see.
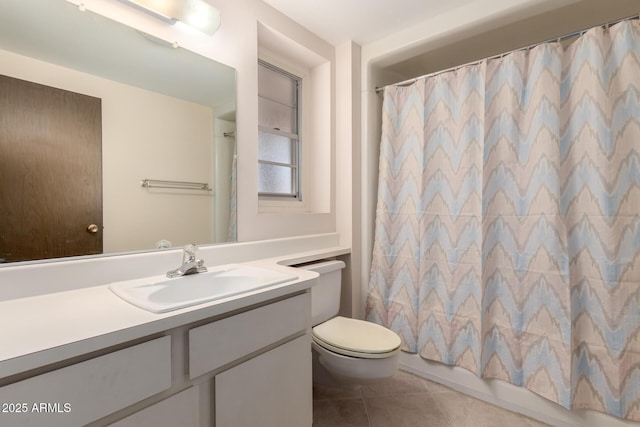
[261,0,474,45]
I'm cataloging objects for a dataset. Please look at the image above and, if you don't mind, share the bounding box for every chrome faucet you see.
[166,244,208,278]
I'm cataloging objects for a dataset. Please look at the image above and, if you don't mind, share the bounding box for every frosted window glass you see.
[257,60,300,199]
[258,65,296,107]
[258,164,293,194]
[258,131,294,164]
[258,98,296,133]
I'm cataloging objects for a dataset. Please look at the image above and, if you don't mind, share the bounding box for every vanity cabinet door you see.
[215,335,312,427]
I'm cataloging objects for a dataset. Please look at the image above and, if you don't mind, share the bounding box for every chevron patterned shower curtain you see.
[366,20,640,421]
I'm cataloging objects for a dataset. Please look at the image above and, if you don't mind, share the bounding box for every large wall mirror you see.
[0,0,237,264]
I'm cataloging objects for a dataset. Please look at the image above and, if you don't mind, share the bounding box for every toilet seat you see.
[312,316,401,359]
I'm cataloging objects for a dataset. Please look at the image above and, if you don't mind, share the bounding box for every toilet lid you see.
[312,317,401,358]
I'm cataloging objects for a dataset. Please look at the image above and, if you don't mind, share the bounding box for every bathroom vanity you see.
[0,259,323,426]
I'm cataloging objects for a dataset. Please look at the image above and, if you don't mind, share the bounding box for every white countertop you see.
[0,247,349,379]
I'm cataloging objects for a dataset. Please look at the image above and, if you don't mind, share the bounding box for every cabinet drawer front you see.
[189,293,310,379]
[0,336,171,427]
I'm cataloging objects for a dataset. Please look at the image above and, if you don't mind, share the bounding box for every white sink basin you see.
[109,264,298,313]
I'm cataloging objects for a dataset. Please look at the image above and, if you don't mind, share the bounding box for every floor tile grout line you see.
[360,386,374,427]
[313,396,364,402]
[314,389,454,402]
[314,389,443,403]
[362,390,451,400]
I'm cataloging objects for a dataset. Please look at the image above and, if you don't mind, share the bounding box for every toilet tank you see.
[297,260,346,326]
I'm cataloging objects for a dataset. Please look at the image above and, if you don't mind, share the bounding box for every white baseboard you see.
[400,353,639,427]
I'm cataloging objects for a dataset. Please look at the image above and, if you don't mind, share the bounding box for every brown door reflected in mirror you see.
[0,75,102,263]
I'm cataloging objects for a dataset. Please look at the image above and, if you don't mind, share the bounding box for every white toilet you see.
[299,260,401,385]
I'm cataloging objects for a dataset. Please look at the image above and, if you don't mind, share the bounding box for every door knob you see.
[86,224,99,233]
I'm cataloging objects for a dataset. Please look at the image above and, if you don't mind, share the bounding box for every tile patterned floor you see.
[312,370,551,427]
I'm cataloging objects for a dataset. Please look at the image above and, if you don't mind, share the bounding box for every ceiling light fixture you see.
[118,0,221,35]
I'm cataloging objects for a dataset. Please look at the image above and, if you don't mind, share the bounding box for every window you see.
[257,60,302,200]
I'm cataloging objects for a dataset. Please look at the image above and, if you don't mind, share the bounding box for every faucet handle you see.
[183,244,198,262]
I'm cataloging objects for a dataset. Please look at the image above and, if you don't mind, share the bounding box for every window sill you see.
[258,198,311,214]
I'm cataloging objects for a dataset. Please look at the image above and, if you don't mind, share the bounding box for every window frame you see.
[257,59,302,201]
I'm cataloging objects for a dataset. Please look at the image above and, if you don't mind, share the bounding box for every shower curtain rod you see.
[374,13,639,94]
